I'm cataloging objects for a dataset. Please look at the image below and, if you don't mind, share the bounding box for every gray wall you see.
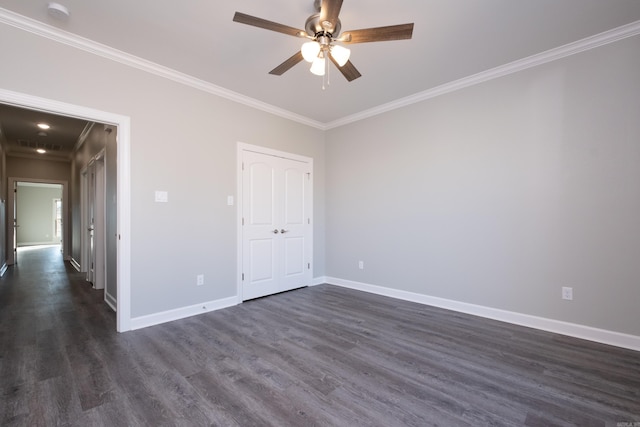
[0,21,326,318]
[325,35,640,336]
[16,185,62,246]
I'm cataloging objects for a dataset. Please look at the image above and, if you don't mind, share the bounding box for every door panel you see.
[284,167,304,224]
[279,162,310,292]
[283,236,304,276]
[249,162,275,225]
[249,239,275,282]
[241,149,312,301]
[242,151,279,300]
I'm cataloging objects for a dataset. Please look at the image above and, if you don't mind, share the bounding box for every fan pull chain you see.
[322,52,328,90]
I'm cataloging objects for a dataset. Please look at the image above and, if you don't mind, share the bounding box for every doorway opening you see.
[8,179,67,266]
[0,88,131,332]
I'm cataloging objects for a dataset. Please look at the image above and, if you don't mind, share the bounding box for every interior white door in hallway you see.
[81,154,106,290]
[240,147,313,301]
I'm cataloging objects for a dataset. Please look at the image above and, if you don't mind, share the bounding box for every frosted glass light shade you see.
[301,41,321,63]
[330,45,351,67]
[310,56,326,76]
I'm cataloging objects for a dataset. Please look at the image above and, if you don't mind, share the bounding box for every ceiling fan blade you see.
[269,51,305,76]
[342,23,414,43]
[329,56,361,82]
[319,0,343,33]
[233,12,304,38]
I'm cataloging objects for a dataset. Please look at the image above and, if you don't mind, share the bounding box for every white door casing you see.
[94,153,106,290]
[87,162,96,284]
[0,88,132,332]
[238,144,313,301]
[81,154,106,290]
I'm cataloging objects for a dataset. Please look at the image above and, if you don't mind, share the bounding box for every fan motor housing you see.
[305,13,341,38]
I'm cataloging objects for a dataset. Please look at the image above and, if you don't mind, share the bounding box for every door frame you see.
[236,142,314,303]
[93,153,106,290]
[7,178,67,264]
[0,88,132,332]
[80,151,106,289]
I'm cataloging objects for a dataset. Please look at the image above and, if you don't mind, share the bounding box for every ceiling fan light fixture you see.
[301,41,321,63]
[330,44,350,67]
[310,55,326,76]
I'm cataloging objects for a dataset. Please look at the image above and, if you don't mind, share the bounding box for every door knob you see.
[272,229,279,234]
[280,229,288,234]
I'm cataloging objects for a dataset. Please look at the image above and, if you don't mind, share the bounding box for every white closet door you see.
[241,149,312,301]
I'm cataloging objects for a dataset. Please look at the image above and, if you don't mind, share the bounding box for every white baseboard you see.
[0,262,7,277]
[105,292,117,312]
[18,241,60,247]
[324,277,640,352]
[130,296,238,331]
[69,258,81,272]
[311,276,326,286]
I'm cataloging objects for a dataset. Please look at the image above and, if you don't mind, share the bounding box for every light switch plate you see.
[155,190,168,203]
[227,195,234,206]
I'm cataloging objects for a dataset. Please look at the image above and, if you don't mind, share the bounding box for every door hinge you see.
[308,218,310,225]
[242,162,245,171]
[307,263,311,270]
[242,217,244,226]
[307,172,311,180]
[242,273,245,281]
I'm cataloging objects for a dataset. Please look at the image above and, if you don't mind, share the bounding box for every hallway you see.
[0,246,116,425]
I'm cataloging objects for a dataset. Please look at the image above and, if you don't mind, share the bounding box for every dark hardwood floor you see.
[1,246,639,426]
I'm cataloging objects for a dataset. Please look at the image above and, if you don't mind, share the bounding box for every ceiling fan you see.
[233,0,414,83]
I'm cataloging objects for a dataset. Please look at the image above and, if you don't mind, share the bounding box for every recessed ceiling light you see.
[36,148,47,154]
[47,2,70,20]
[37,131,48,137]
[37,123,50,130]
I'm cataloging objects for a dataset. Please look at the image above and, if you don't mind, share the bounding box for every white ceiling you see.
[1,0,640,125]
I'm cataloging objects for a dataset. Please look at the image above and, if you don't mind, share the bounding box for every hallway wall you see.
[70,122,118,305]
[0,136,6,269]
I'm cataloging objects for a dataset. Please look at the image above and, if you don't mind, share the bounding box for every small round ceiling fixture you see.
[37,131,48,137]
[37,148,47,154]
[47,2,70,20]
[37,123,50,130]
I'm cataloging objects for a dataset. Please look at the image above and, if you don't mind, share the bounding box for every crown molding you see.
[325,20,640,130]
[1,8,638,131]
[73,121,94,153]
[0,8,325,130]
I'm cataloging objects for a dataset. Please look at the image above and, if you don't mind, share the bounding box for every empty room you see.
[0,1,639,425]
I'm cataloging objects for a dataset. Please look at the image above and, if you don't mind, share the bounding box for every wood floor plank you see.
[1,246,639,426]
